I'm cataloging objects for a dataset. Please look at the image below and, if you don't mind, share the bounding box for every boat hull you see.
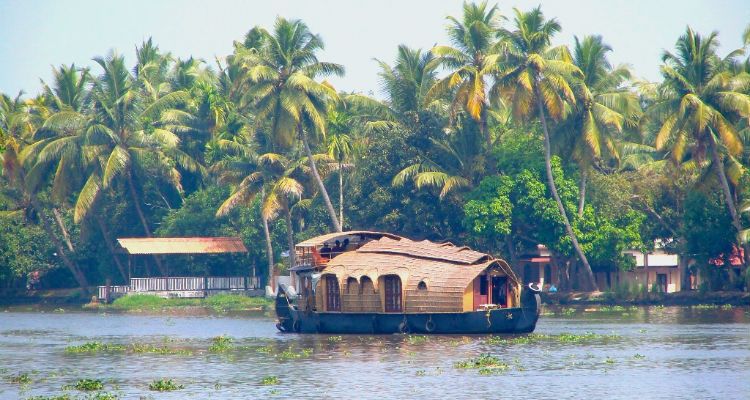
[275,285,541,334]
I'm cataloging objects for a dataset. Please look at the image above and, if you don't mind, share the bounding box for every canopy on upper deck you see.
[295,231,402,248]
[117,237,248,254]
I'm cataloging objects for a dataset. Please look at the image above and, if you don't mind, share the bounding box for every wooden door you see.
[384,275,402,312]
[326,275,341,311]
[473,275,488,309]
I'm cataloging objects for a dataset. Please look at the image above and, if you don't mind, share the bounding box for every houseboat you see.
[275,231,541,334]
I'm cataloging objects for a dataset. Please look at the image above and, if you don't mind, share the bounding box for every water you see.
[0,306,748,399]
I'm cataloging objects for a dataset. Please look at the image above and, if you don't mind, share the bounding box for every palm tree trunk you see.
[30,198,90,294]
[96,213,128,283]
[299,126,342,232]
[534,86,598,291]
[480,110,490,147]
[708,134,750,267]
[52,208,75,252]
[126,170,167,275]
[339,163,344,229]
[578,169,587,218]
[284,209,295,289]
[262,216,274,287]
[127,171,152,236]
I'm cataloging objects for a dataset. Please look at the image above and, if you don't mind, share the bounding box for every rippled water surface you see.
[0,306,748,399]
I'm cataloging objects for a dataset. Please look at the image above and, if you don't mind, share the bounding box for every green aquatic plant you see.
[415,370,426,376]
[277,347,313,360]
[604,357,616,364]
[74,378,103,391]
[327,335,343,343]
[208,335,234,352]
[633,353,646,359]
[130,343,192,355]
[486,332,621,345]
[24,395,72,400]
[260,376,280,385]
[10,372,32,385]
[65,342,126,354]
[721,304,733,310]
[148,379,184,391]
[693,304,719,310]
[454,354,510,372]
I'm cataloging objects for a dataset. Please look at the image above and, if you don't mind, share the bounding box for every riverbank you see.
[542,290,750,306]
[0,290,274,313]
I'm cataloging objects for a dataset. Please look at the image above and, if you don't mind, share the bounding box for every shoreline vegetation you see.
[0,290,747,313]
[2,1,750,300]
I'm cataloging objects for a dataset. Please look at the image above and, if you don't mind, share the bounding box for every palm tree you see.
[32,64,132,282]
[2,133,90,292]
[492,7,598,291]
[237,18,345,232]
[557,35,641,216]
[216,151,304,281]
[376,45,438,116]
[652,27,750,257]
[428,1,502,145]
[326,109,355,228]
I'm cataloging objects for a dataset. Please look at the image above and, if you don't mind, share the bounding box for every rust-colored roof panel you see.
[117,237,248,254]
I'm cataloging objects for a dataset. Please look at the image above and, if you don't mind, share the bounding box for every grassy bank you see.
[542,290,750,306]
[90,293,273,313]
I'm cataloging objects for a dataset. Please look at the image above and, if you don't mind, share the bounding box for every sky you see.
[1,0,748,98]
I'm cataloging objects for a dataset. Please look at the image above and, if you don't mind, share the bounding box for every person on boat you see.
[342,238,350,251]
[332,240,343,255]
[320,243,332,259]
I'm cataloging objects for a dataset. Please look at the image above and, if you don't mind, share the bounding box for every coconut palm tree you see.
[652,27,750,260]
[427,0,502,145]
[492,7,598,291]
[237,17,345,232]
[326,109,355,228]
[215,151,304,280]
[2,132,90,292]
[556,35,641,216]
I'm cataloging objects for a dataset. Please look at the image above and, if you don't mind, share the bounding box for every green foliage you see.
[208,335,234,352]
[1,5,746,295]
[148,379,184,391]
[260,376,280,385]
[463,175,514,239]
[74,378,103,391]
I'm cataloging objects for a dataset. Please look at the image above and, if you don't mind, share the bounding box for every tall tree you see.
[238,18,345,232]
[216,152,305,281]
[558,35,641,216]
[428,1,502,145]
[493,7,598,291]
[652,27,750,261]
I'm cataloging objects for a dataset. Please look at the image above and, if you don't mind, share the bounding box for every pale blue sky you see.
[1,0,748,98]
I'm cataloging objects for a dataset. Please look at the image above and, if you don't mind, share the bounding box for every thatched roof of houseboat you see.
[321,236,519,301]
[295,230,402,247]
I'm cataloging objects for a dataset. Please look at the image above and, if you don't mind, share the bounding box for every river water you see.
[0,306,748,399]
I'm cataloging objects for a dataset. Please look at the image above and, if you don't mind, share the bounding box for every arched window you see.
[383,275,402,312]
[360,276,375,294]
[417,281,428,291]
[346,277,358,294]
[325,275,341,311]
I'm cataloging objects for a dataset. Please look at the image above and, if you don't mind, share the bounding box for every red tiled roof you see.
[709,246,745,267]
[117,237,248,254]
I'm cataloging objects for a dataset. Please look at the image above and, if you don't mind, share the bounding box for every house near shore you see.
[519,243,684,293]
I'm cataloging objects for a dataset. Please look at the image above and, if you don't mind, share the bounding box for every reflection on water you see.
[0,306,748,399]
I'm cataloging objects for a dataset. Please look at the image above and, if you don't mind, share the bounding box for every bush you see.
[148,379,183,391]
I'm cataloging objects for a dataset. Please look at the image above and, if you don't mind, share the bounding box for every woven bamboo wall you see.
[360,277,381,312]
[342,278,361,312]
